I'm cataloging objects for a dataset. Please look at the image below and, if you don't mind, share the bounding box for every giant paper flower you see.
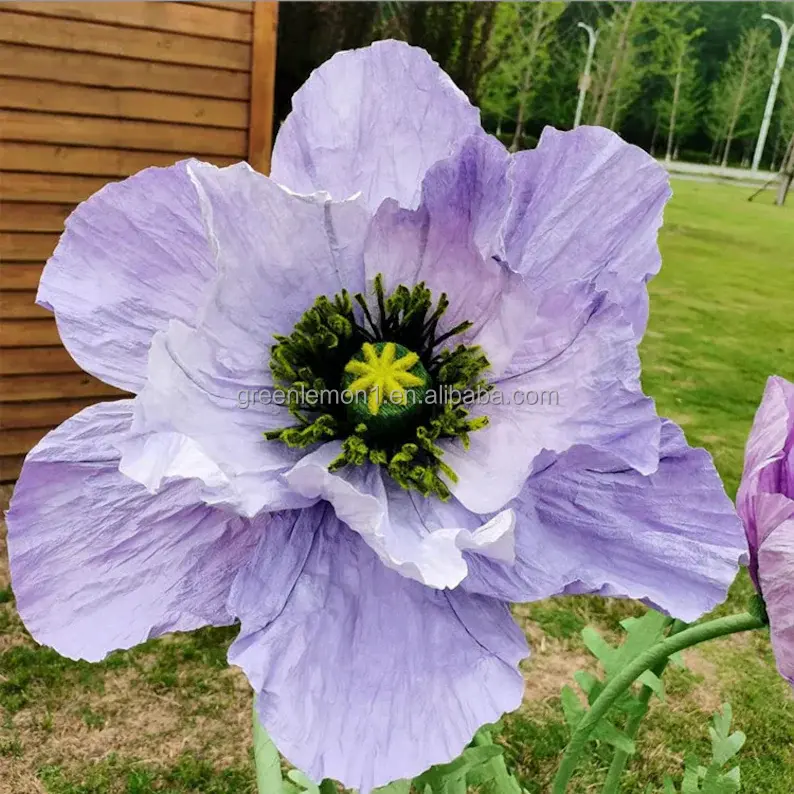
[737,375,794,689]
[7,41,747,791]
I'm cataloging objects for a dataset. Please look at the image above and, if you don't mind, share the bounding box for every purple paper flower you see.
[7,41,747,791]
[737,376,794,689]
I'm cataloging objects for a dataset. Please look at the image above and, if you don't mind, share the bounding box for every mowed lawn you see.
[1,179,793,794]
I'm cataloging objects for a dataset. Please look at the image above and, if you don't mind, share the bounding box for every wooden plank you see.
[0,77,249,129]
[0,426,48,455]
[0,263,44,290]
[0,10,250,71]
[0,396,110,430]
[4,2,253,43]
[0,398,104,429]
[2,144,239,178]
[0,233,60,262]
[0,455,24,481]
[0,372,125,401]
[1,172,112,204]
[0,110,248,157]
[0,203,73,232]
[0,43,250,100]
[0,319,61,347]
[248,2,278,175]
[1,346,80,375]
[0,290,51,319]
[187,2,254,13]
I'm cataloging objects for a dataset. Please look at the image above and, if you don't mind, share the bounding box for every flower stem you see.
[599,619,686,794]
[551,612,765,794]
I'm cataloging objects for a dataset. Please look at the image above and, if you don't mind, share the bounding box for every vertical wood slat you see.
[247,2,278,175]
[1,3,279,482]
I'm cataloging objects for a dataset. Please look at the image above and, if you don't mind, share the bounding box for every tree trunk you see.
[708,134,722,164]
[775,132,794,206]
[650,114,661,157]
[665,50,684,164]
[594,1,637,126]
[468,4,497,103]
[770,130,782,172]
[510,5,545,152]
[609,83,623,130]
[721,37,757,168]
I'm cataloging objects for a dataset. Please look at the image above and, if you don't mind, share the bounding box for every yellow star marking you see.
[344,342,424,416]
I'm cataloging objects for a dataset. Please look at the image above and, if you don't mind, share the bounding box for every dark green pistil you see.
[264,275,491,500]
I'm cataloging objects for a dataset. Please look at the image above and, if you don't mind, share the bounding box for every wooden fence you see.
[0,0,278,482]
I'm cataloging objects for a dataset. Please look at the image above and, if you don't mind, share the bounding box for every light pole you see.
[574,22,598,129]
[751,14,794,172]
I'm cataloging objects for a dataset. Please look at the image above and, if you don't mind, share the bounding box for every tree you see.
[592,1,638,126]
[650,5,705,161]
[708,26,773,167]
[478,3,565,150]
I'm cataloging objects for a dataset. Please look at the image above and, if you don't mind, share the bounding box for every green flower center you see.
[264,275,491,500]
[342,341,431,434]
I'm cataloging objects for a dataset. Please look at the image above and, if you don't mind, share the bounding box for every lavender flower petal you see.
[462,420,746,622]
[443,302,660,514]
[120,163,370,517]
[38,161,216,392]
[503,125,671,346]
[365,134,531,374]
[737,375,794,687]
[284,442,515,589]
[271,40,481,212]
[6,401,263,662]
[227,504,527,793]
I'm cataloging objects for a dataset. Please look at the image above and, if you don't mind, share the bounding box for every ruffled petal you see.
[6,401,262,662]
[737,375,794,583]
[271,40,481,212]
[462,420,747,623]
[227,504,527,792]
[503,125,670,344]
[364,134,531,374]
[38,161,216,392]
[444,301,661,514]
[758,513,794,688]
[120,163,371,517]
[284,442,515,589]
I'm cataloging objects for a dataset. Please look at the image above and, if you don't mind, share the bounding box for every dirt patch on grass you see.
[522,646,596,705]
[2,659,254,789]
[679,649,723,714]
[0,481,255,791]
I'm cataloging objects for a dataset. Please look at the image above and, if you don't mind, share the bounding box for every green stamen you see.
[264,276,491,500]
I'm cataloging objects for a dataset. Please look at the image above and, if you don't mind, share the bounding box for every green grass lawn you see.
[1,179,793,793]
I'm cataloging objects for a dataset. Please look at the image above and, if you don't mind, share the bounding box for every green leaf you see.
[669,650,686,669]
[373,781,411,794]
[663,776,679,794]
[252,706,285,794]
[573,670,603,701]
[412,745,503,794]
[709,704,746,766]
[682,754,702,794]
[592,720,636,755]
[638,669,666,700]
[581,627,618,671]
[560,685,586,728]
[286,770,320,794]
[465,730,522,794]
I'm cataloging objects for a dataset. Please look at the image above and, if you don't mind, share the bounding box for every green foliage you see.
[707,25,774,164]
[661,705,745,794]
[478,2,565,145]
[559,610,676,760]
